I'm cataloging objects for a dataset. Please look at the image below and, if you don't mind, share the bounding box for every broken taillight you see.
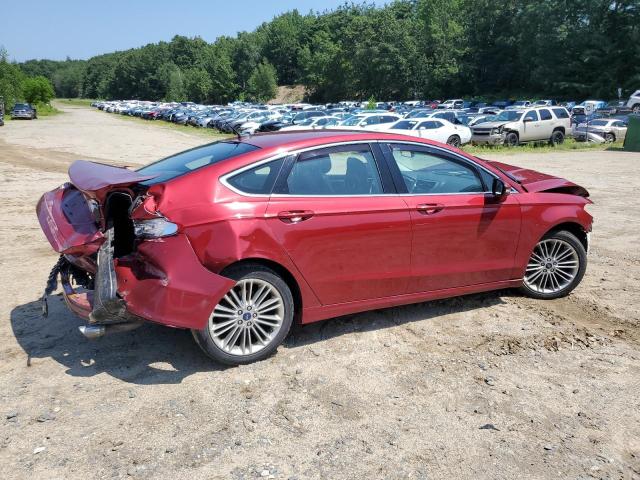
[132,218,178,238]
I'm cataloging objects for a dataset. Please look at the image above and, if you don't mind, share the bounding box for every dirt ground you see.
[0,105,639,480]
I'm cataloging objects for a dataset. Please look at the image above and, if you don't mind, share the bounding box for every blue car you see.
[11,103,37,120]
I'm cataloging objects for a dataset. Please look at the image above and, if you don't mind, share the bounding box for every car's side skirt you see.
[301,279,523,324]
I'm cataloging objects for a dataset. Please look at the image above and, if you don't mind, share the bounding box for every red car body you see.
[36,131,592,334]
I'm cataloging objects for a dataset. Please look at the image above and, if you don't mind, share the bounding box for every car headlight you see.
[133,218,178,238]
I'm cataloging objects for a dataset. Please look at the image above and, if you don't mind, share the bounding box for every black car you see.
[11,103,37,120]
[596,100,633,117]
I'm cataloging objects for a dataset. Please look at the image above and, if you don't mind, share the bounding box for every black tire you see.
[191,264,294,365]
[550,129,565,146]
[446,135,461,148]
[504,131,519,147]
[604,132,615,143]
[519,230,587,300]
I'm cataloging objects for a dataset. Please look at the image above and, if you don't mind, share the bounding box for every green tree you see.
[53,62,85,98]
[247,60,278,102]
[0,47,25,110]
[183,68,212,103]
[157,62,186,101]
[201,42,238,103]
[23,76,55,104]
[366,95,376,109]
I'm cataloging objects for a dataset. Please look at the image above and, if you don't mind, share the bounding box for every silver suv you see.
[471,106,571,146]
[626,90,640,113]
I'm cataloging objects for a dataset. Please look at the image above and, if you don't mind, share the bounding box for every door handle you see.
[277,210,315,223]
[416,203,444,215]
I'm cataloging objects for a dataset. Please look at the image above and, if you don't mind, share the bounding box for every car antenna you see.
[225,120,247,140]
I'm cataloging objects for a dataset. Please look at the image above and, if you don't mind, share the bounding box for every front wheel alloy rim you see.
[208,278,285,357]
[524,239,579,294]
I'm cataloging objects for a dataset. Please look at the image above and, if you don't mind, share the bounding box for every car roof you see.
[239,130,437,151]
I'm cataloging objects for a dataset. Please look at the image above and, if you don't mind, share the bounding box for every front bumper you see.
[11,112,33,119]
[471,133,505,145]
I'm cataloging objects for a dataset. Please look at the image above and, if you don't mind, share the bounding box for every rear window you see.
[539,109,552,120]
[138,141,260,184]
[552,108,569,119]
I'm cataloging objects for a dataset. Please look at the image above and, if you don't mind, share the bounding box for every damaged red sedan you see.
[37,131,592,365]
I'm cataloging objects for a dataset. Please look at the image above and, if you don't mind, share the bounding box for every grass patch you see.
[34,102,62,117]
[117,114,232,140]
[55,98,96,107]
[462,138,624,155]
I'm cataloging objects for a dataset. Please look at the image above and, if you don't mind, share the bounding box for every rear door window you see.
[279,144,383,195]
[539,109,553,120]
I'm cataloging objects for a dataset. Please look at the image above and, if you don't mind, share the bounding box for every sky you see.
[3,0,388,62]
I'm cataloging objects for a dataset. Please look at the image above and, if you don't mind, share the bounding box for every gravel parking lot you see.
[1,105,639,479]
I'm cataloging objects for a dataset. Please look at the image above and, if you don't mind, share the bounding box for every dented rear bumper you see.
[37,182,235,331]
[58,234,235,330]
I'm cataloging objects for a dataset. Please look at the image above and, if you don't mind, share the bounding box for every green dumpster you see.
[624,115,640,152]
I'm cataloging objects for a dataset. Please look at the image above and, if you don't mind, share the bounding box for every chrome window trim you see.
[379,140,519,195]
[219,140,378,198]
[219,138,519,198]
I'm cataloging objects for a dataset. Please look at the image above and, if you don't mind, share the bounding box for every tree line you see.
[0,48,55,111]
[10,0,640,104]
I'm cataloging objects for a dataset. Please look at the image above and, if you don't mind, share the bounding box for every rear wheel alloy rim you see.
[524,239,579,294]
[448,136,460,147]
[553,132,564,144]
[208,278,284,357]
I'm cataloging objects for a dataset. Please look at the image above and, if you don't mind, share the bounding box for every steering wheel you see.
[402,174,417,193]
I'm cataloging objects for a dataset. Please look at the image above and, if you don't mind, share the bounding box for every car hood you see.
[485,160,589,196]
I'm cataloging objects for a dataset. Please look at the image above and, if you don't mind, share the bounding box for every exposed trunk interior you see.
[105,192,135,258]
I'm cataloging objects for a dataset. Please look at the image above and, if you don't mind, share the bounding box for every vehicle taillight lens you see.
[133,218,178,238]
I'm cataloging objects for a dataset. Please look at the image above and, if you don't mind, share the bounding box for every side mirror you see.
[523,117,532,123]
[492,178,509,198]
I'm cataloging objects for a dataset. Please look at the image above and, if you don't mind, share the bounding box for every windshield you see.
[406,110,431,118]
[495,111,523,122]
[14,103,30,109]
[138,141,260,185]
[392,120,419,130]
[342,116,364,126]
[298,118,316,126]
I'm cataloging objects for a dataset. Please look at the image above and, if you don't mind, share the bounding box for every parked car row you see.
[92,92,638,147]
[92,100,476,147]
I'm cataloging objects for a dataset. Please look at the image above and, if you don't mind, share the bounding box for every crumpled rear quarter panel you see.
[115,234,235,329]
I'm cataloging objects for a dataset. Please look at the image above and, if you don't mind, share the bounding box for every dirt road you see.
[1,105,639,479]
